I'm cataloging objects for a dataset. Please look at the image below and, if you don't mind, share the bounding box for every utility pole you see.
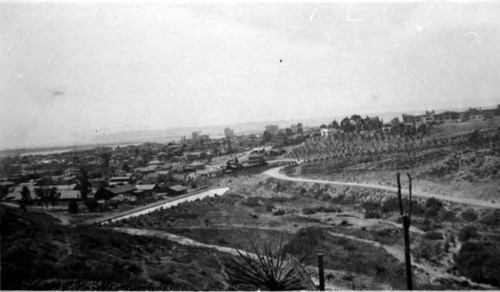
[397,172,413,290]
[317,253,325,291]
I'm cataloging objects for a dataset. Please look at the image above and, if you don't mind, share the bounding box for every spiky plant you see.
[227,239,314,291]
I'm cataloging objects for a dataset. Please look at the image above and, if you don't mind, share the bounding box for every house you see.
[94,184,136,201]
[189,161,206,170]
[167,185,187,196]
[58,189,82,201]
[147,159,162,166]
[470,113,484,121]
[184,151,205,161]
[197,168,223,179]
[5,184,36,201]
[320,128,338,138]
[134,184,158,196]
[0,181,16,195]
[435,111,460,123]
[108,176,132,186]
[265,125,279,136]
[110,195,137,203]
[420,111,436,124]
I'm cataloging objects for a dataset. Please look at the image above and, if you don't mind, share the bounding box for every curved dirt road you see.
[264,166,500,209]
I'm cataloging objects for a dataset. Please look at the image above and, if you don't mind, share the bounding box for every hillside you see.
[0,205,234,290]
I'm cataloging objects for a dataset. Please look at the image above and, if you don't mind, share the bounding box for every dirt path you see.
[264,166,500,209]
[113,226,493,289]
[112,227,330,290]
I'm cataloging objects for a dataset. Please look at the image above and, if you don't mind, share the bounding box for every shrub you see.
[264,202,275,212]
[362,201,381,212]
[413,239,444,263]
[227,239,313,290]
[365,210,381,219]
[458,225,479,242]
[242,197,261,207]
[302,208,316,215]
[455,241,500,287]
[425,198,443,218]
[273,209,285,216]
[479,210,500,226]
[461,209,478,222]
[424,231,444,240]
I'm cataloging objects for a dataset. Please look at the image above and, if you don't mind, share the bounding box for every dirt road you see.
[264,166,500,209]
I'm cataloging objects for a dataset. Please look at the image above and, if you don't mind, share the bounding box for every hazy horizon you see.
[2,1,500,149]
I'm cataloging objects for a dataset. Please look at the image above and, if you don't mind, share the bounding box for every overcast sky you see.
[1,1,499,149]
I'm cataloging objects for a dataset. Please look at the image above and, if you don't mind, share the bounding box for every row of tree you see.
[321,115,384,133]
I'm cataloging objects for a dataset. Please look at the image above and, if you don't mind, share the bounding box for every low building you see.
[189,161,206,170]
[265,125,279,136]
[94,184,136,201]
[320,128,338,138]
[470,113,484,121]
[167,185,187,196]
[184,151,205,161]
[197,168,223,179]
[134,184,159,196]
[108,176,132,186]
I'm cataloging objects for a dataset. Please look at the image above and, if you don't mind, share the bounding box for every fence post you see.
[317,253,325,291]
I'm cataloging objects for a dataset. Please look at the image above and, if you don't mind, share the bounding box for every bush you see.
[425,198,443,218]
[413,239,444,263]
[365,210,381,219]
[242,197,261,207]
[458,225,479,242]
[461,209,478,222]
[302,208,316,215]
[423,231,444,240]
[68,200,79,214]
[479,210,500,226]
[455,241,500,287]
[272,209,285,216]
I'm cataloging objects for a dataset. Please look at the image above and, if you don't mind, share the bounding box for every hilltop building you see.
[265,125,279,136]
[224,127,235,138]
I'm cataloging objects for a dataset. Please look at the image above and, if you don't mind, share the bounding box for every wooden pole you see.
[397,173,404,216]
[407,173,412,222]
[317,253,325,291]
[402,215,413,290]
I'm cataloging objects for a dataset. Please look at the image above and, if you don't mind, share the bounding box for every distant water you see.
[18,133,227,157]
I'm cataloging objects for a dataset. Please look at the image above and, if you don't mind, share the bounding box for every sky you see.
[1,0,500,149]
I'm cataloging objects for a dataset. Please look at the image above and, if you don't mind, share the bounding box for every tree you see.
[85,198,99,212]
[77,166,92,200]
[121,163,131,173]
[390,117,400,126]
[319,124,327,129]
[68,200,80,214]
[350,114,362,131]
[297,123,303,134]
[285,128,294,135]
[340,117,354,132]
[48,187,60,207]
[35,187,48,209]
[20,186,31,211]
[330,119,340,129]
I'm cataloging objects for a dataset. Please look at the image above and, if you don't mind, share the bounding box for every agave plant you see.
[227,238,315,291]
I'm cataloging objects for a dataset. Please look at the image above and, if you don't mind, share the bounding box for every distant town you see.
[1,104,498,213]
